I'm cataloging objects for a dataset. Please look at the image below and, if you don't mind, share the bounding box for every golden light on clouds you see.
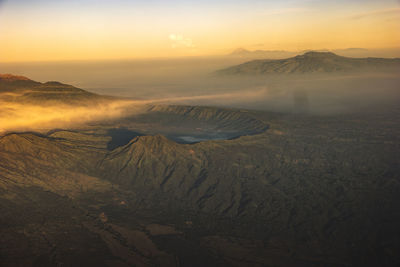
[0,98,140,133]
[169,34,195,49]
[0,1,399,62]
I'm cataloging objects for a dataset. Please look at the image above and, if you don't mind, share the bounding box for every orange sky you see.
[0,0,399,62]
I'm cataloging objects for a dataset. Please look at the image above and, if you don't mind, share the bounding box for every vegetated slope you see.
[0,132,110,196]
[97,109,400,266]
[0,74,111,105]
[218,51,400,75]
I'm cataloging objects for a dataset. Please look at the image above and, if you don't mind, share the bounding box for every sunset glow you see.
[0,0,399,62]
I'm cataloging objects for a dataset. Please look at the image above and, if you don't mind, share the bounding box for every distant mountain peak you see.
[0,73,109,105]
[0,74,32,82]
[218,51,400,75]
[124,134,177,153]
[228,48,301,59]
[230,48,251,55]
[44,81,67,86]
[300,51,339,58]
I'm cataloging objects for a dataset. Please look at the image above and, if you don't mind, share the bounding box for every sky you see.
[0,0,399,62]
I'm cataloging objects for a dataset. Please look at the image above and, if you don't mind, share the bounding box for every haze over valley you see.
[1,0,400,266]
[1,51,400,116]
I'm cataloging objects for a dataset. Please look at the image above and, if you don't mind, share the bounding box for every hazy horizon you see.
[1,0,399,62]
[1,57,399,119]
[1,1,400,266]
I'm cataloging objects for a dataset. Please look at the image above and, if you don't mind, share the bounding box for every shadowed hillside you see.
[0,106,399,266]
[0,75,399,266]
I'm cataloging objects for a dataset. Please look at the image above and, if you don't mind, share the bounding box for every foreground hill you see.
[0,74,111,105]
[0,97,399,266]
[0,75,399,266]
[218,51,400,75]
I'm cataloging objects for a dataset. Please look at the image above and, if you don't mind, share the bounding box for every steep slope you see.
[98,133,251,214]
[0,107,399,266]
[0,84,399,267]
[0,132,110,196]
[93,110,400,266]
[218,51,400,75]
[99,135,204,188]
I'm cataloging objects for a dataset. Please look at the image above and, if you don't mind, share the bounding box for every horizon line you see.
[1,46,400,64]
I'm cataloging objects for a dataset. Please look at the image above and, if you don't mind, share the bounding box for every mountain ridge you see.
[219,51,400,75]
[0,73,399,266]
[0,73,114,105]
[228,47,388,59]
[0,74,33,81]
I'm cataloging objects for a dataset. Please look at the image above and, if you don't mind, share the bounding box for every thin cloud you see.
[169,34,195,49]
[350,8,400,20]
[0,88,269,133]
[147,87,268,104]
[0,98,144,134]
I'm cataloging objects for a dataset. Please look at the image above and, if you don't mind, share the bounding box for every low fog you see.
[0,99,146,134]
[0,57,399,134]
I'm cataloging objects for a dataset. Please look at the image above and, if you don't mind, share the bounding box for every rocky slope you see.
[0,107,399,266]
[0,76,399,266]
[145,105,269,134]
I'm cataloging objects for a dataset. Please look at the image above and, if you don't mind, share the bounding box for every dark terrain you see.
[0,74,399,266]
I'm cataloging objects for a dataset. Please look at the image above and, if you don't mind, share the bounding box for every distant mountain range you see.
[229,48,299,59]
[218,51,400,75]
[229,48,374,59]
[0,74,111,105]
